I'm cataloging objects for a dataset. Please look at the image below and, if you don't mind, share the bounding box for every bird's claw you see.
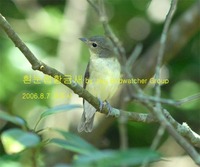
[105,100,112,117]
[98,98,104,112]
[97,98,112,117]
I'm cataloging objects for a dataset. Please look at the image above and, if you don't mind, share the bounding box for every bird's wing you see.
[83,61,90,104]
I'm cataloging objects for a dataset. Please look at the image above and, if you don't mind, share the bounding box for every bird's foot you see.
[105,100,112,117]
[97,98,112,116]
[97,98,104,112]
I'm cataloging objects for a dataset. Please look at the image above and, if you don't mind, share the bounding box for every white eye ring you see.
[92,43,97,47]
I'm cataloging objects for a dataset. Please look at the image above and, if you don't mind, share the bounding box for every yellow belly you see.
[86,57,120,100]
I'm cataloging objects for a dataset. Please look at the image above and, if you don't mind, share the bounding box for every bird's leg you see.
[97,98,112,116]
[97,97,104,112]
[105,100,112,117]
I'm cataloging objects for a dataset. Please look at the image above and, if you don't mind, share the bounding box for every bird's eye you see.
[92,43,97,47]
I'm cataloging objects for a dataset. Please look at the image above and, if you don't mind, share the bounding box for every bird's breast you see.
[86,57,121,100]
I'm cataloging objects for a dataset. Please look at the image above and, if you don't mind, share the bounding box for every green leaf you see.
[73,148,160,167]
[34,104,82,131]
[50,129,97,155]
[41,104,82,119]
[0,111,26,126]
[1,128,40,154]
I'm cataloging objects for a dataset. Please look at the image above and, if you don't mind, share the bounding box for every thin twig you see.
[126,43,143,72]
[176,93,200,106]
[154,0,177,99]
[87,0,100,15]
[132,93,200,107]
[151,126,166,150]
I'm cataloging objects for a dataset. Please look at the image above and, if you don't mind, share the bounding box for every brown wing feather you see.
[83,62,90,104]
[84,61,90,89]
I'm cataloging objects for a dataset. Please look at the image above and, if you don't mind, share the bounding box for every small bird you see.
[78,36,121,132]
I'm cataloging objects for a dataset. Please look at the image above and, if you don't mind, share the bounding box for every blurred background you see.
[0,0,199,167]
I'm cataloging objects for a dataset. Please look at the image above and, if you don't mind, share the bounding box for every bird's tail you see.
[77,112,94,132]
[77,101,96,132]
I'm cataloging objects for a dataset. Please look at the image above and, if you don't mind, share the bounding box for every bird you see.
[78,36,121,132]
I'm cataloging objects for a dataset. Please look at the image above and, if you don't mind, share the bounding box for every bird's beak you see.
[79,37,88,43]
